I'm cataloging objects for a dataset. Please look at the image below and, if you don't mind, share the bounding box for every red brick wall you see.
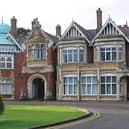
[1,71,11,77]
[47,47,53,64]
[14,52,28,98]
[14,51,55,99]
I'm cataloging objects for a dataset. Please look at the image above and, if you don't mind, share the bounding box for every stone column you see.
[77,68,81,101]
[123,78,127,101]
[96,68,100,101]
[117,75,120,100]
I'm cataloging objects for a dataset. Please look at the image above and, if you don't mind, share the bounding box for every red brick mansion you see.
[1,8,129,101]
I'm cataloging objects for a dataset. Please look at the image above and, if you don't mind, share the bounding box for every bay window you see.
[29,44,46,60]
[63,47,84,64]
[100,46,122,62]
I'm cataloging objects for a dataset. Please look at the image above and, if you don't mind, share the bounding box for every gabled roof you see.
[61,21,92,43]
[7,33,23,51]
[91,17,129,43]
[119,26,129,36]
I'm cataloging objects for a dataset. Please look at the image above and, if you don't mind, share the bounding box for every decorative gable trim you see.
[91,17,129,43]
[7,33,23,51]
[61,21,90,43]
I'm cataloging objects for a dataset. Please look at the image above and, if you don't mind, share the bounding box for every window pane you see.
[101,77,105,83]
[106,52,110,60]
[101,84,105,94]
[106,76,111,83]
[80,49,84,63]
[93,77,97,83]
[81,84,86,94]
[112,84,116,94]
[87,77,91,83]
[107,84,111,94]
[87,84,91,94]
[112,76,116,83]
[101,52,105,61]
[73,49,78,63]
[69,85,73,94]
[92,84,97,94]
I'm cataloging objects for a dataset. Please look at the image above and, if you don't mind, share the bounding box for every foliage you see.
[17,27,31,36]
[0,105,85,129]
[0,96,4,115]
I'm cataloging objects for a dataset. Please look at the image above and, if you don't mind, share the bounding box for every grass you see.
[0,105,85,129]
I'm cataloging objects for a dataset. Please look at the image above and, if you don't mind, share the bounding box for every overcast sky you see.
[1,0,129,35]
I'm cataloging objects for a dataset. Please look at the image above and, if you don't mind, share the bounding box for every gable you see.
[61,21,90,43]
[92,18,129,43]
[7,33,23,51]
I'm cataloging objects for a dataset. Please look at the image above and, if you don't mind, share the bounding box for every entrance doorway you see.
[32,78,44,99]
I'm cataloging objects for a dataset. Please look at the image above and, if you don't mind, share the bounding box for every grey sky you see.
[0,0,129,34]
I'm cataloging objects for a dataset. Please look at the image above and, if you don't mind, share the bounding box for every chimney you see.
[56,24,61,38]
[11,16,17,36]
[96,8,102,31]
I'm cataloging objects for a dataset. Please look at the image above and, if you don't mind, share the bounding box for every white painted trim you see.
[81,74,96,77]
[100,45,122,48]
[63,75,77,77]
[7,33,23,51]
[61,21,90,43]
[91,17,129,43]
[100,73,116,76]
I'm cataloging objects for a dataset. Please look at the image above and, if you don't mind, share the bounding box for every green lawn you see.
[0,105,85,129]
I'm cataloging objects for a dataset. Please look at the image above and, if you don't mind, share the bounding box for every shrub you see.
[0,96,4,115]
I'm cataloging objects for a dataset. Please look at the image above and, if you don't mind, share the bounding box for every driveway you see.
[4,101,129,129]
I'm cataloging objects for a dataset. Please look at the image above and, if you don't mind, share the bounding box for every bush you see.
[0,96,4,115]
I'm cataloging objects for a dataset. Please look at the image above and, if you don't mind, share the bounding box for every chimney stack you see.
[96,8,102,31]
[11,16,17,36]
[56,24,61,38]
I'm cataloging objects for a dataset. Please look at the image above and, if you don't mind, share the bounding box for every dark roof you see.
[44,31,58,43]
[73,21,97,41]
[15,35,27,45]
[119,26,129,36]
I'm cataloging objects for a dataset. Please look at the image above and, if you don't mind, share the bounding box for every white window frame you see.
[80,74,97,95]
[62,47,85,64]
[0,54,14,69]
[0,79,12,95]
[100,45,122,62]
[29,43,46,60]
[100,74,117,95]
[63,75,77,96]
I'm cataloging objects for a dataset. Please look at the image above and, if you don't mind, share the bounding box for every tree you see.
[0,96,4,115]
[17,27,31,36]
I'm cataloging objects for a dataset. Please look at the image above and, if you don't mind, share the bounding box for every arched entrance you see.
[32,78,44,99]
[27,74,46,100]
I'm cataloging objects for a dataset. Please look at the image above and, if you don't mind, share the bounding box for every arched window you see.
[0,57,5,68]
[7,57,12,68]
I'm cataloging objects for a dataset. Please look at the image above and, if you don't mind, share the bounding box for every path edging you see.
[28,110,93,129]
